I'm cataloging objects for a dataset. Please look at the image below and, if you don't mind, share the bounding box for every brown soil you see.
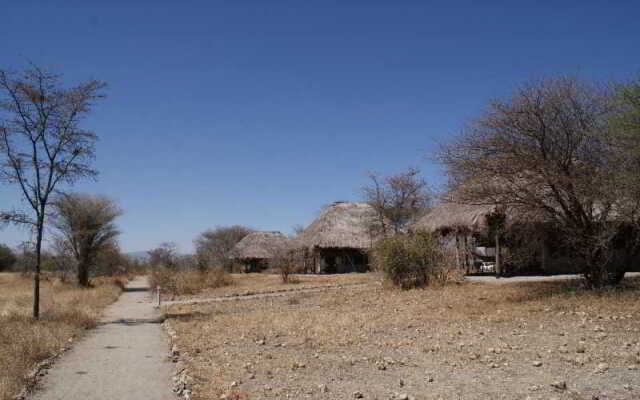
[165,275,640,400]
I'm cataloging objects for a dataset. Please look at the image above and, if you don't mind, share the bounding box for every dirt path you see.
[467,272,640,285]
[29,277,175,400]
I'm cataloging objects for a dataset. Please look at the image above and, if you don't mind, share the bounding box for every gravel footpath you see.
[29,277,175,400]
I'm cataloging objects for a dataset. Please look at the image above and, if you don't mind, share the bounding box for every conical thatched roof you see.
[413,202,498,233]
[298,202,377,250]
[231,231,292,260]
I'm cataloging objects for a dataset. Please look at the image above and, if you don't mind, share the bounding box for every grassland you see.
[165,275,640,400]
[152,269,380,299]
[0,273,124,400]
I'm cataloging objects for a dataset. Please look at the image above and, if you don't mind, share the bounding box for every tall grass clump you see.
[372,232,463,289]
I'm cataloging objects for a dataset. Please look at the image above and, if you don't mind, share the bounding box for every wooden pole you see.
[495,233,502,277]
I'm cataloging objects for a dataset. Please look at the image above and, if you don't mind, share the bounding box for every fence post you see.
[157,285,161,307]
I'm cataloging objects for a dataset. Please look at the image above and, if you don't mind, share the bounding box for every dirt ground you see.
[165,275,640,400]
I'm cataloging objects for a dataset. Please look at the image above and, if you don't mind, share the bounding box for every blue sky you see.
[1,1,639,253]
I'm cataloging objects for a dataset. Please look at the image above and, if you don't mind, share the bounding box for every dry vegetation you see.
[0,273,124,400]
[165,276,640,400]
[151,269,380,299]
[149,267,234,296]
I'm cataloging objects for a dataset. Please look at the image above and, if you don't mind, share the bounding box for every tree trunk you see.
[33,221,44,319]
[540,239,548,274]
[495,232,502,277]
[77,257,90,287]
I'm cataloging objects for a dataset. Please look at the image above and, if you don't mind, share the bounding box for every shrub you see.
[373,232,462,289]
[269,250,304,284]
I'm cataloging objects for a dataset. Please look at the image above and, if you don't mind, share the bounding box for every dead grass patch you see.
[171,272,380,300]
[165,276,640,399]
[0,273,123,400]
[149,267,234,296]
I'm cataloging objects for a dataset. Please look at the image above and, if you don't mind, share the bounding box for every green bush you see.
[373,232,461,289]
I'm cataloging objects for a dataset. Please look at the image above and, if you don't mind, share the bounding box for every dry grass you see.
[149,267,234,296]
[0,273,123,400]
[165,276,640,400]
[168,272,380,300]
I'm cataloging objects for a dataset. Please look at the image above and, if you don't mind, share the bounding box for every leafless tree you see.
[194,225,253,271]
[52,193,122,286]
[49,235,76,281]
[439,76,640,287]
[148,241,179,269]
[363,167,431,236]
[0,64,105,316]
[292,224,305,236]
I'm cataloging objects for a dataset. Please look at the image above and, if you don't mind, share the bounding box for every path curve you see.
[29,276,175,400]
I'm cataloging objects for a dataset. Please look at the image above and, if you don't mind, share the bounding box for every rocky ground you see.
[164,276,640,400]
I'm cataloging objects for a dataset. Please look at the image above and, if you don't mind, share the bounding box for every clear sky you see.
[1,1,639,253]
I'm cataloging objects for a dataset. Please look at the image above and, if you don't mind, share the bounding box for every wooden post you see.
[540,239,548,273]
[495,233,502,277]
[454,234,461,269]
[463,234,470,274]
[157,285,161,307]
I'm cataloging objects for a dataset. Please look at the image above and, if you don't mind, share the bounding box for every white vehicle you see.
[479,262,495,273]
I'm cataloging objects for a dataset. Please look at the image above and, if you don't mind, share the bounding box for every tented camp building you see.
[298,201,377,273]
[413,201,514,275]
[231,231,293,272]
[414,200,558,275]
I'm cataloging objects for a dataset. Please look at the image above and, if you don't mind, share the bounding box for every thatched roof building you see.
[298,201,376,250]
[232,231,292,259]
[413,202,498,233]
[298,201,376,273]
[231,231,293,272]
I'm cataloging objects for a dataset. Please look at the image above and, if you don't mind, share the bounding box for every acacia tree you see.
[52,193,122,286]
[363,167,430,236]
[148,241,179,269]
[439,77,640,287]
[0,64,105,317]
[194,225,253,271]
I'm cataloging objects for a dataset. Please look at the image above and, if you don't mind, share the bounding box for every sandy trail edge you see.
[28,276,175,400]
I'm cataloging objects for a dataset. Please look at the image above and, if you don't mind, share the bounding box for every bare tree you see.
[194,225,253,271]
[292,224,305,236]
[0,64,105,317]
[439,76,640,287]
[148,241,179,269]
[50,235,76,281]
[52,193,122,286]
[363,167,431,236]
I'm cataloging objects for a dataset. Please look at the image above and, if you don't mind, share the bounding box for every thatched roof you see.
[298,201,376,250]
[413,202,498,233]
[231,231,292,260]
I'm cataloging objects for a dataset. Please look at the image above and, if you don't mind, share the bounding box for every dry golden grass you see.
[152,269,380,300]
[166,276,640,400]
[149,267,234,296]
[0,273,124,400]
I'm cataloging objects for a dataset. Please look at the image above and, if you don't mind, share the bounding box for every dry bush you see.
[148,267,233,296]
[269,250,304,284]
[373,232,463,289]
[0,273,122,400]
